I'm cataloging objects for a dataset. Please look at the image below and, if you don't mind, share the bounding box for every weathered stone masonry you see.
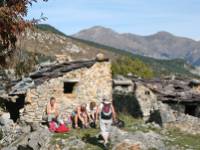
[9,57,112,123]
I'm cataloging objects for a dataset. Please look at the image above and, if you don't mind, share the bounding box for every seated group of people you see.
[45,97,117,147]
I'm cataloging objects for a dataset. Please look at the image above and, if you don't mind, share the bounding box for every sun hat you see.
[102,97,111,104]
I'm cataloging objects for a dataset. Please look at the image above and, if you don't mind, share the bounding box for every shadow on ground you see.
[82,134,108,150]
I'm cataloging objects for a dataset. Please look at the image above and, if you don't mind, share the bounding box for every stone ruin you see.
[0,55,112,124]
[113,76,200,134]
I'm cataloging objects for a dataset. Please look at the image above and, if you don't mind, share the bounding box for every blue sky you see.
[27,0,200,40]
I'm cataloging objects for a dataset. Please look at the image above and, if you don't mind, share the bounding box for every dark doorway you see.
[185,105,197,116]
[113,93,143,118]
[5,94,25,122]
[64,82,77,94]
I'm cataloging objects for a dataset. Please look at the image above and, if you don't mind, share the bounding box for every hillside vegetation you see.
[112,56,154,78]
[22,24,197,79]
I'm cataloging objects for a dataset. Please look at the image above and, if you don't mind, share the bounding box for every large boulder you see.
[2,126,51,150]
[19,127,51,150]
[0,113,13,126]
[62,136,86,150]
[147,102,177,126]
[110,127,166,150]
[0,123,23,147]
[49,136,86,150]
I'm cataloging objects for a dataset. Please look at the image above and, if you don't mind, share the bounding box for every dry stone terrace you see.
[1,55,112,123]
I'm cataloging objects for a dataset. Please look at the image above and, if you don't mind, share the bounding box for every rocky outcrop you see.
[49,136,86,150]
[2,126,51,150]
[158,102,200,134]
[0,114,23,147]
[110,127,166,150]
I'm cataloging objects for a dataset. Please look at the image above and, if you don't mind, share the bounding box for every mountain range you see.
[12,24,197,78]
[73,26,200,66]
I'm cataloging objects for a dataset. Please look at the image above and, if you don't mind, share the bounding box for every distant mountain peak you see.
[156,31,173,35]
[89,25,110,30]
[74,26,116,35]
[73,26,200,66]
[148,31,174,38]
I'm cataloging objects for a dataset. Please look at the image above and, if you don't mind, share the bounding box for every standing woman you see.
[95,98,116,148]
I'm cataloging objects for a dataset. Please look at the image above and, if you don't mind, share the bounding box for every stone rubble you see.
[1,125,51,150]
[0,120,23,146]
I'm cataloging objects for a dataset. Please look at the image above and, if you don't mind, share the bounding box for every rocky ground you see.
[1,75,200,150]
[1,114,200,150]
[46,114,200,150]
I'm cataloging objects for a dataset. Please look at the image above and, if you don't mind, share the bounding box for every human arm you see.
[55,103,59,117]
[88,112,93,123]
[95,106,99,123]
[46,103,51,115]
[111,104,117,122]
[77,107,85,123]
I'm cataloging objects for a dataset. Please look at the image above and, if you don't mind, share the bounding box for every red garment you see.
[49,121,57,132]
[55,124,70,133]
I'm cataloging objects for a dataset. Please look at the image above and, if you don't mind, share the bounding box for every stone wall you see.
[135,83,158,120]
[20,61,112,123]
[156,102,200,134]
[164,112,200,135]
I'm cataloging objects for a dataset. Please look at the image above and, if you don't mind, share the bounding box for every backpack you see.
[55,124,70,133]
[101,103,112,120]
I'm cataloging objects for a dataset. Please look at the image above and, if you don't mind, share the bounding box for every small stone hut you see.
[6,55,112,123]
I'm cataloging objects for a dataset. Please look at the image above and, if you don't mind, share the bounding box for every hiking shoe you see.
[103,142,110,149]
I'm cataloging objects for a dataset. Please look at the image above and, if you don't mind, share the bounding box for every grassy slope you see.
[36,24,196,78]
[51,114,200,150]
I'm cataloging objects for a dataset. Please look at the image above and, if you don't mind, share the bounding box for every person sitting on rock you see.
[72,103,89,128]
[95,98,117,148]
[87,101,97,128]
[46,97,63,126]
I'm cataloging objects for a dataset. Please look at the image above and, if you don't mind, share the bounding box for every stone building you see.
[5,55,112,123]
[113,76,200,134]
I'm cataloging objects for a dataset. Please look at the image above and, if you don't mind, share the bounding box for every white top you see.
[99,103,112,120]
[86,105,97,115]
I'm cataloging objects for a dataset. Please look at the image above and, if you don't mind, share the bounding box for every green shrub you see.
[112,56,154,78]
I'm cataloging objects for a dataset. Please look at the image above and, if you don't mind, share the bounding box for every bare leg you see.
[83,113,89,128]
[91,113,95,121]
[102,133,109,144]
[74,114,78,128]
